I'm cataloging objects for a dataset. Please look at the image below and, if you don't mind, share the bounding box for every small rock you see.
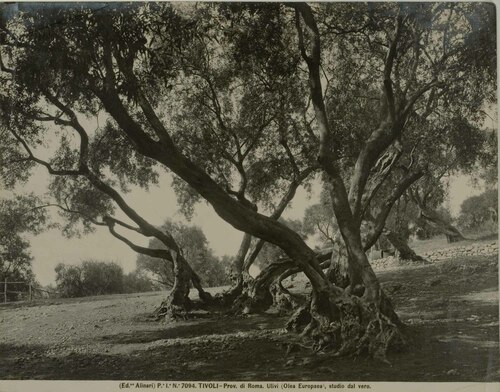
[428,278,442,287]
[446,369,459,376]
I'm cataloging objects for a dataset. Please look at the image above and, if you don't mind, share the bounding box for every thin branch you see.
[383,14,403,121]
[9,129,84,176]
[106,221,173,261]
[42,90,89,167]
[363,169,425,250]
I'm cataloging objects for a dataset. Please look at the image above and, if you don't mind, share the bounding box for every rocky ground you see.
[0,238,498,381]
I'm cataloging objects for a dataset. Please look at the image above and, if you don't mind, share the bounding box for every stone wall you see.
[422,242,498,262]
[371,241,498,270]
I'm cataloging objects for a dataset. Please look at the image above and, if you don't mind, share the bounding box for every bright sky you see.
[21,167,486,286]
[23,168,319,285]
[8,91,498,287]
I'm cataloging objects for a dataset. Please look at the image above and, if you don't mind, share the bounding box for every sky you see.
[20,167,486,286]
[23,168,319,285]
[5,79,497,288]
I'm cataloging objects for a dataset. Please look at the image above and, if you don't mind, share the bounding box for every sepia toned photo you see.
[0,1,498,385]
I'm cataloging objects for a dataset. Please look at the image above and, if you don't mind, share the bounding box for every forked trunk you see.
[231,261,296,314]
[285,181,406,360]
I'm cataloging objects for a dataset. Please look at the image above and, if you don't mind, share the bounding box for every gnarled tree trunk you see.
[154,253,212,321]
[419,207,465,243]
[217,233,252,306]
[383,230,426,262]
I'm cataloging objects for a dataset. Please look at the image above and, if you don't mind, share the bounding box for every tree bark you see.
[153,253,213,320]
[288,3,406,360]
[154,252,192,321]
[419,206,466,243]
[383,230,426,262]
[94,8,406,358]
[218,233,252,305]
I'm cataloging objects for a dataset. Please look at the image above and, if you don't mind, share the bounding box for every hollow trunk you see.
[231,248,337,315]
[383,230,426,262]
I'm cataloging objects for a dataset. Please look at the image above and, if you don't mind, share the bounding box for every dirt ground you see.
[1,239,498,381]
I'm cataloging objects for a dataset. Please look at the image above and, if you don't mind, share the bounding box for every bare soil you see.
[1,242,498,381]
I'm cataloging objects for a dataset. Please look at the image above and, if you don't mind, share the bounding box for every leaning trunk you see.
[419,207,465,243]
[383,230,426,262]
[326,246,350,288]
[154,253,212,320]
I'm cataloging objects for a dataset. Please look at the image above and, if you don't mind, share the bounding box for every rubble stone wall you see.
[422,242,498,262]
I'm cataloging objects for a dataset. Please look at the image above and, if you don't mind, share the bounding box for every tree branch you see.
[360,146,403,217]
[363,169,425,250]
[9,129,84,176]
[383,14,403,121]
[105,220,173,261]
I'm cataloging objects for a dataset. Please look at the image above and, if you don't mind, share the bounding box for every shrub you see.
[55,260,124,298]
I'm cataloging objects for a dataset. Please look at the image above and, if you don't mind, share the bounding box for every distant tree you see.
[458,189,498,232]
[55,259,124,298]
[0,195,50,299]
[138,219,230,289]
[123,270,160,294]
[54,263,85,298]
[303,196,337,248]
[81,260,124,295]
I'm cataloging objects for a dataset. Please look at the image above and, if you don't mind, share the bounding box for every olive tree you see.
[0,2,494,359]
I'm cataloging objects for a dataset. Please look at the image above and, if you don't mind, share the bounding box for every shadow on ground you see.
[101,314,285,345]
[1,255,498,381]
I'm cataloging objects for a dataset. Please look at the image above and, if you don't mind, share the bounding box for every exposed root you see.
[286,306,312,333]
[269,274,304,315]
[152,298,193,322]
[231,286,274,315]
[286,291,406,361]
[213,276,246,308]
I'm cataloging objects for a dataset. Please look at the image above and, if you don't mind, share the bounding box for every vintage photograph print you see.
[0,1,498,383]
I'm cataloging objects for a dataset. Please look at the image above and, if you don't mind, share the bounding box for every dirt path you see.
[1,252,498,381]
